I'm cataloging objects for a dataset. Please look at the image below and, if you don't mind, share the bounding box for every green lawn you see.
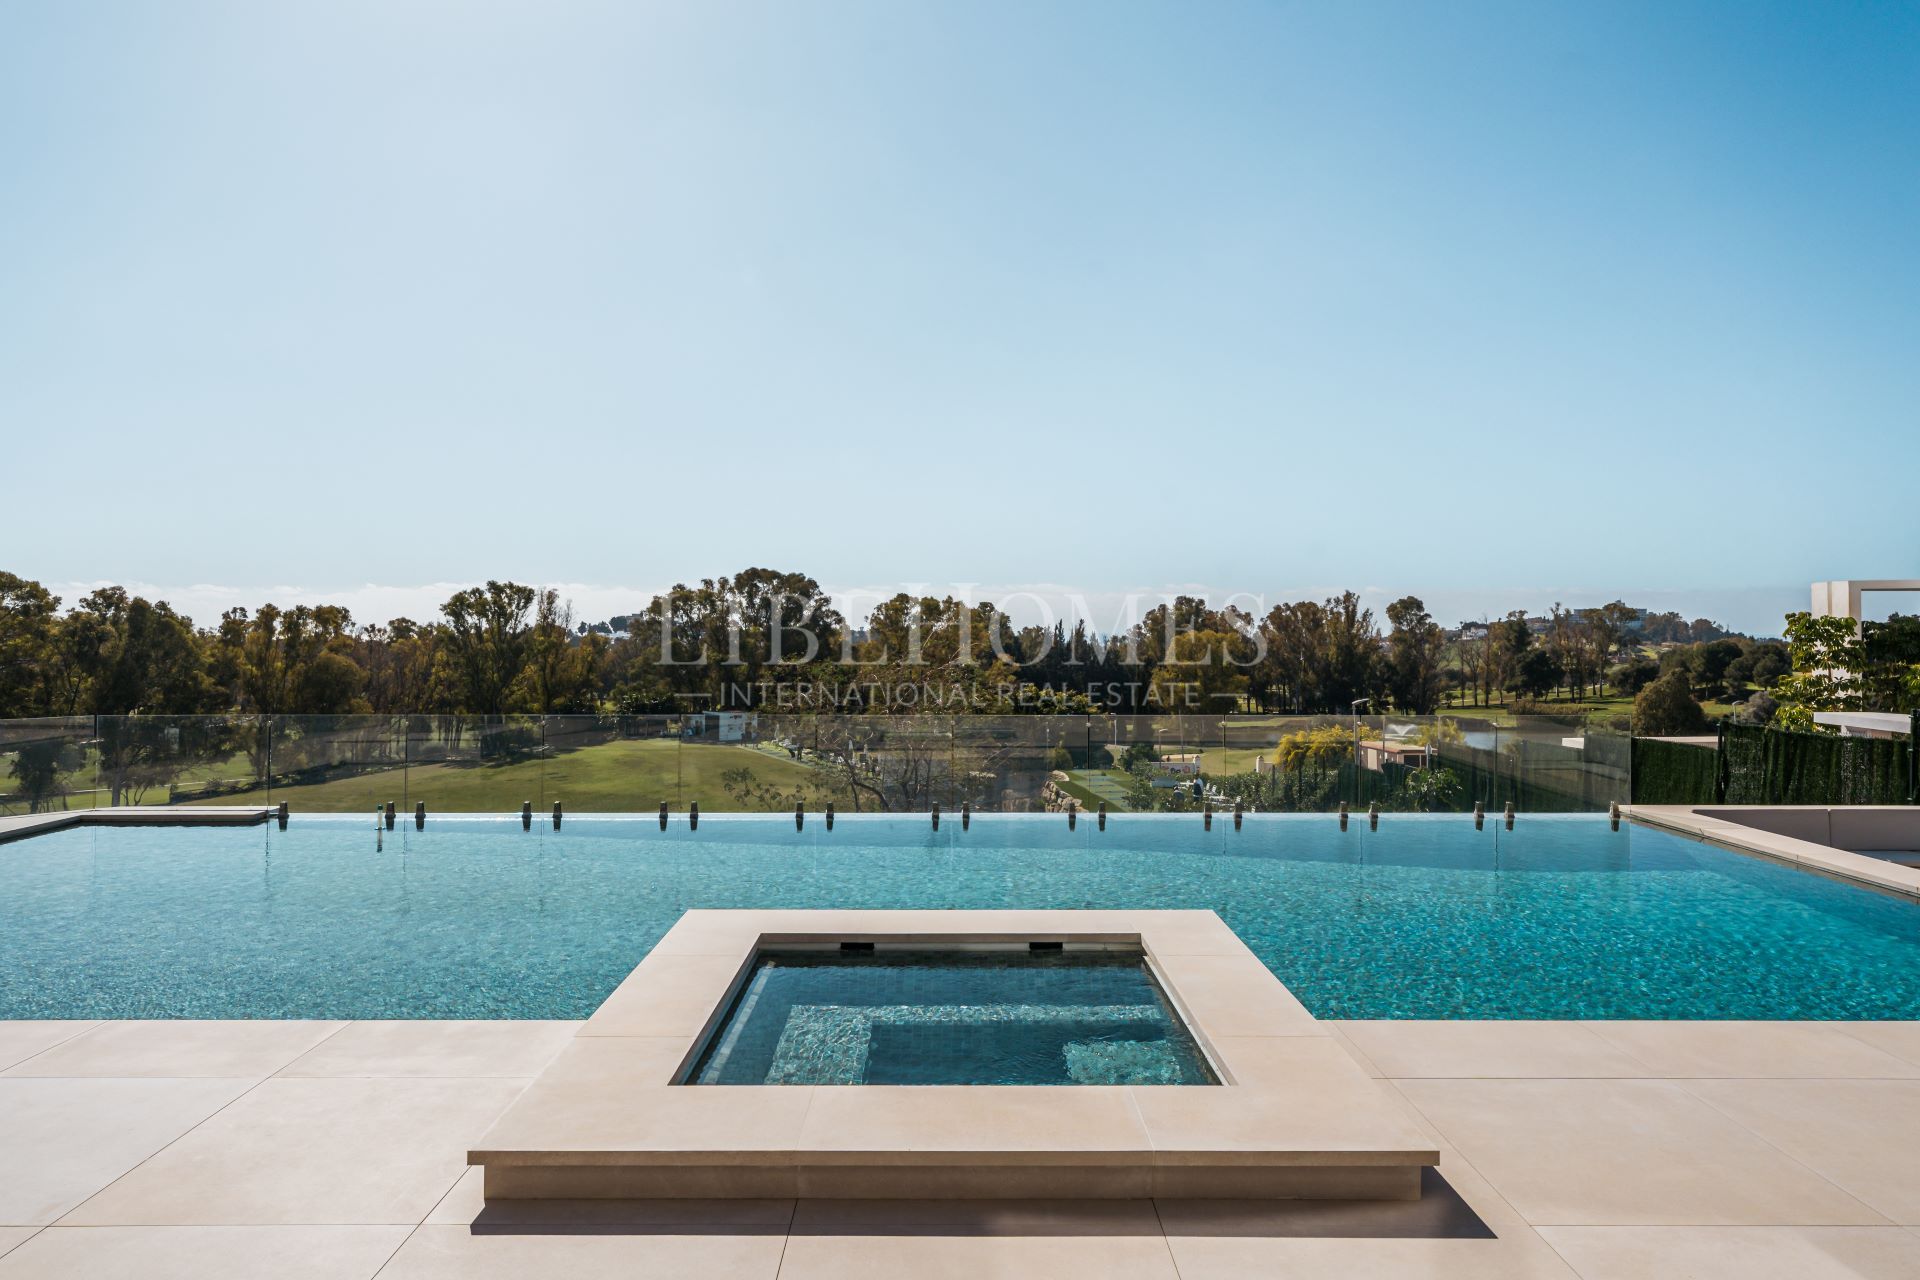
[1059,768,1133,810]
[181,739,838,813]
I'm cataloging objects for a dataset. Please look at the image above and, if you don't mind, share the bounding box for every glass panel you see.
[953,715,1080,813]
[89,714,253,809]
[0,715,96,813]
[0,712,1635,818]
[675,709,826,813]
[262,714,403,814]
[402,714,543,818]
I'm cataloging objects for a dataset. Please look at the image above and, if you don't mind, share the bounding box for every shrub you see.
[1272,724,1359,770]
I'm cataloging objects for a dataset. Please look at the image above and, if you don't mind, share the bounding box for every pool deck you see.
[1626,805,1920,901]
[2,1018,1917,1277]
[0,806,272,846]
[474,910,1437,1201]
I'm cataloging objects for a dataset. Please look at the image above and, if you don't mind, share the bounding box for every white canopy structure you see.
[1810,580,1920,632]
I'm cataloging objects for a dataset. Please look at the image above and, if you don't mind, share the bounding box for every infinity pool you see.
[5,815,1918,1020]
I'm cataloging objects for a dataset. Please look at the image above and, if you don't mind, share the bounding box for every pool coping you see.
[1625,805,1920,902]
[468,909,1440,1200]
[0,806,273,846]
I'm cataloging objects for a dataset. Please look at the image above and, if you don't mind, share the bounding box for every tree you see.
[68,589,229,804]
[1632,670,1709,737]
[1272,724,1360,770]
[357,618,445,713]
[218,603,356,712]
[1146,629,1252,712]
[1683,639,1743,700]
[1513,647,1564,700]
[1384,596,1444,713]
[440,581,536,715]
[1860,614,1920,713]
[1590,601,1637,671]
[1748,643,1789,689]
[296,650,366,713]
[1488,612,1532,704]
[525,590,585,713]
[1770,612,1866,730]
[1609,658,1659,695]
[7,737,84,811]
[1453,622,1491,707]
[0,573,61,717]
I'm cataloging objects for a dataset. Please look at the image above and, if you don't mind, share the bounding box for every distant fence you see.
[1719,722,1915,806]
[1630,723,1918,807]
[1630,738,1721,806]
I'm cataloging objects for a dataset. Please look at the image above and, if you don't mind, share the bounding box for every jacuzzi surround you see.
[468,908,1440,1200]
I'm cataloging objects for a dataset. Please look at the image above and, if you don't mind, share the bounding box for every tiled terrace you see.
[2,1018,1918,1278]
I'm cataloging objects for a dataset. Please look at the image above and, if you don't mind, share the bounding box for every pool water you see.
[689,948,1217,1086]
[5,815,1920,1020]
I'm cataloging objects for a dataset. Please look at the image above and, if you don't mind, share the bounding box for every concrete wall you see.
[1696,806,1920,853]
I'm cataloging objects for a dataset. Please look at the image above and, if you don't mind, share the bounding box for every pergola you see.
[1809,579,1920,631]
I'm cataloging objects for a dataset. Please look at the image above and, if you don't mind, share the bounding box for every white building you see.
[685,711,756,743]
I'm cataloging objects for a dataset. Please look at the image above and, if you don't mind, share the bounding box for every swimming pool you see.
[5,815,1918,1020]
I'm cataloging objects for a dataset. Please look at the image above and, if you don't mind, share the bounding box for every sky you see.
[2,1,1915,638]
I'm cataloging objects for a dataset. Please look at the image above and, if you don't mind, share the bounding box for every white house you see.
[685,711,756,743]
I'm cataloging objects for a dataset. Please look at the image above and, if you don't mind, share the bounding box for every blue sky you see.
[1,1,1914,636]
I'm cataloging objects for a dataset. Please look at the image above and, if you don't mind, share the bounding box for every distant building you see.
[685,711,756,743]
[1356,739,1432,772]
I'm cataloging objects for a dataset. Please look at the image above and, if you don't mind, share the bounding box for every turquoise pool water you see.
[689,948,1217,1086]
[4,815,1918,1020]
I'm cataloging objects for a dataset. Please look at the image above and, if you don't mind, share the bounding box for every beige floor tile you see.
[475,1040,811,1156]
[0,1225,409,1279]
[1685,1079,1920,1224]
[0,1024,98,1072]
[509,1034,688,1089]
[279,1021,579,1078]
[374,1224,786,1279]
[1587,1022,1920,1079]
[578,955,747,1036]
[0,1230,35,1260]
[777,1230,1179,1279]
[790,1197,1162,1233]
[1396,1079,1884,1225]
[424,1167,794,1228]
[61,1077,527,1226]
[1150,954,1319,1037]
[1338,1021,1651,1079]
[5,1021,344,1079]
[1162,1231,1579,1279]
[1537,1225,1920,1279]
[1836,1022,1920,1069]
[0,1078,250,1225]
[1323,1023,1386,1078]
[1132,1038,1436,1158]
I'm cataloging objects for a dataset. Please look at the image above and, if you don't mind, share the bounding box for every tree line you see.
[1,567,1754,720]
